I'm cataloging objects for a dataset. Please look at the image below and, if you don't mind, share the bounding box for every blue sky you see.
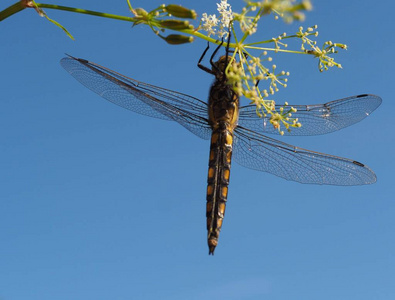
[1,0,393,299]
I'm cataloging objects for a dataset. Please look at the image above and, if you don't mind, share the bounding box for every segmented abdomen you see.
[206,125,234,255]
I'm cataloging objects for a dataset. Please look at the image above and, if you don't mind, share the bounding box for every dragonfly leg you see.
[197,42,215,74]
[209,38,225,74]
[222,24,232,76]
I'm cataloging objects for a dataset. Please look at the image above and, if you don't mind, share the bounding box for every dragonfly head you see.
[213,55,237,81]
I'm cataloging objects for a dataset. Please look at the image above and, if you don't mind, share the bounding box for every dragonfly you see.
[60,42,381,255]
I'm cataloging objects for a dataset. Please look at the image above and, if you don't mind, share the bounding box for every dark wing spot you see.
[353,160,365,167]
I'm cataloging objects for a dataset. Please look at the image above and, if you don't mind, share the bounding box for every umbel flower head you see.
[127,0,346,134]
[197,0,347,134]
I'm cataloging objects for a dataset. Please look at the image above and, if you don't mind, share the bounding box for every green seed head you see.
[165,5,197,19]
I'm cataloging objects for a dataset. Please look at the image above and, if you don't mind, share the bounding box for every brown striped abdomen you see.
[206,126,234,255]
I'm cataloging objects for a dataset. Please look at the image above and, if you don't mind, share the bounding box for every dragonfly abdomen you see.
[206,125,234,255]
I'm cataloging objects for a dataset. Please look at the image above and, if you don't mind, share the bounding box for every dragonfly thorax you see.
[208,76,240,129]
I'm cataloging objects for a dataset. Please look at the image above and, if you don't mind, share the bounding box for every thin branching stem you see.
[244,45,305,54]
[34,3,137,22]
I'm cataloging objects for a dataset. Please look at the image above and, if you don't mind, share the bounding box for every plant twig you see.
[0,1,27,22]
[34,3,137,22]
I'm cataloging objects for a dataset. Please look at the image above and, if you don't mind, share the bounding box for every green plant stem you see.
[0,2,26,22]
[34,3,137,22]
[246,34,314,47]
[245,45,305,54]
[179,29,239,48]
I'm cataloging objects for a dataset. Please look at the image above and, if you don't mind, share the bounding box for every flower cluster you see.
[269,103,302,135]
[297,25,347,71]
[201,0,233,38]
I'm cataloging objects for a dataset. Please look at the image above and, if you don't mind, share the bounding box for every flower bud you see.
[165,5,197,19]
[133,8,148,17]
[291,1,312,12]
[301,1,313,11]
[292,12,305,22]
[164,34,194,45]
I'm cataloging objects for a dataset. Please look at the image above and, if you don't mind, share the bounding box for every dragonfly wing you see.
[60,56,212,140]
[238,94,382,136]
[233,126,376,185]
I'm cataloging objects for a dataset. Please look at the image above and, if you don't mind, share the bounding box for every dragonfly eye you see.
[213,55,237,79]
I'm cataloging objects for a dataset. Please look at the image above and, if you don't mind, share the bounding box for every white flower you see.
[201,13,219,37]
[217,0,231,13]
[217,0,233,28]
[201,0,233,39]
[217,0,233,38]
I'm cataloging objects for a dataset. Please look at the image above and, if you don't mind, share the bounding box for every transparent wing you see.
[60,55,211,140]
[233,126,376,185]
[238,94,382,136]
